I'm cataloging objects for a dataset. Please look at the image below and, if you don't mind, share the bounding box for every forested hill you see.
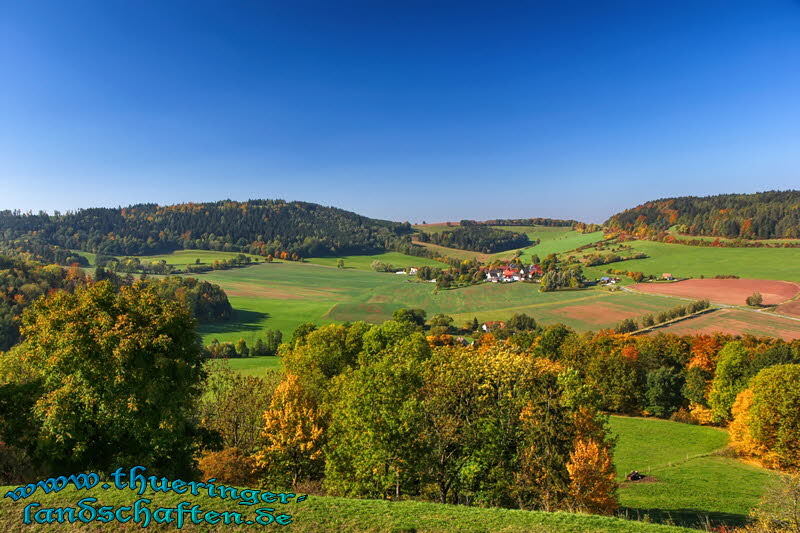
[416,226,531,253]
[0,200,413,258]
[604,190,800,239]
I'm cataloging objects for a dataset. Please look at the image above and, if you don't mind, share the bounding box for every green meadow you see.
[609,416,775,528]
[580,240,800,281]
[490,226,604,260]
[0,487,694,533]
[305,251,444,271]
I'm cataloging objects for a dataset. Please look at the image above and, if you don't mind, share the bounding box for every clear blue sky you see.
[1,1,799,223]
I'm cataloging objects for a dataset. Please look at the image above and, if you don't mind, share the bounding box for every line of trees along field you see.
[605,190,800,239]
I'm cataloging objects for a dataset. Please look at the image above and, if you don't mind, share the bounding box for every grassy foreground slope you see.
[610,416,775,528]
[0,485,693,533]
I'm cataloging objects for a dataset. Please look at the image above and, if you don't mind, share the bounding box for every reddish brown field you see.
[631,279,800,306]
[553,302,649,326]
[650,309,800,340]
[775,299,800,318]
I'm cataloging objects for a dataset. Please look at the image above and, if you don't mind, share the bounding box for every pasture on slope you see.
[610,416,775,528]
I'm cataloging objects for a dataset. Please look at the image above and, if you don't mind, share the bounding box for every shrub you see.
[746,291,763,307]
[198,447,259,486]
[615,318,638,334]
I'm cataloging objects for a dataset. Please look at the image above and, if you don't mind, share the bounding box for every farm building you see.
[482,321,506,332]
[485,264,542,283]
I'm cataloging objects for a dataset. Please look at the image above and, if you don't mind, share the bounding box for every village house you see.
[485,268,504,282]
[482,321,506,332]
[486,264,543,283]
[527,264,543,279]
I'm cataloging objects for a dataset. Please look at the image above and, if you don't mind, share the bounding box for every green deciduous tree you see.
[709,341,753,423]
[3,280,206,478]
[645,367,685,418]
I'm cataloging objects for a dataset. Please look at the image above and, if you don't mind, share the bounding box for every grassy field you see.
[305,252,444,271]
[222,355,282,376]
[580,240,800,281]
[490,226,604,260]
[0,487,694,533]
[609,416,775,528]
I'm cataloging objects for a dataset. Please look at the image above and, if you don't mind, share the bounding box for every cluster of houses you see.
[484,264,543,283]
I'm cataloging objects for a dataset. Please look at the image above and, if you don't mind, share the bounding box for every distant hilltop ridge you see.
[0,200,412,261]
[2,190,798,266]
[604,190,800,240]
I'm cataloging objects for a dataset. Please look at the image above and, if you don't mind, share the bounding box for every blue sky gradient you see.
[1,1,799,223]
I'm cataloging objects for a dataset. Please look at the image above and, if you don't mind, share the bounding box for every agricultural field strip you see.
[446,292,608,314]
[621,286,800,323]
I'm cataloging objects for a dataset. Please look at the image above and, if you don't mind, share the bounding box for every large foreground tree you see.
[0,280,206,478]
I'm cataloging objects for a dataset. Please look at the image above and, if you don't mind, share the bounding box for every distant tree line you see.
[0,239,89,267]
[416,226,531,254]
[616,300,711,333]
[205,330,283,359]
[604,190,800,239]
[459,218,580,227]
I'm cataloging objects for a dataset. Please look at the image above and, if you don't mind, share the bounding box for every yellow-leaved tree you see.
[256,373,324,488]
